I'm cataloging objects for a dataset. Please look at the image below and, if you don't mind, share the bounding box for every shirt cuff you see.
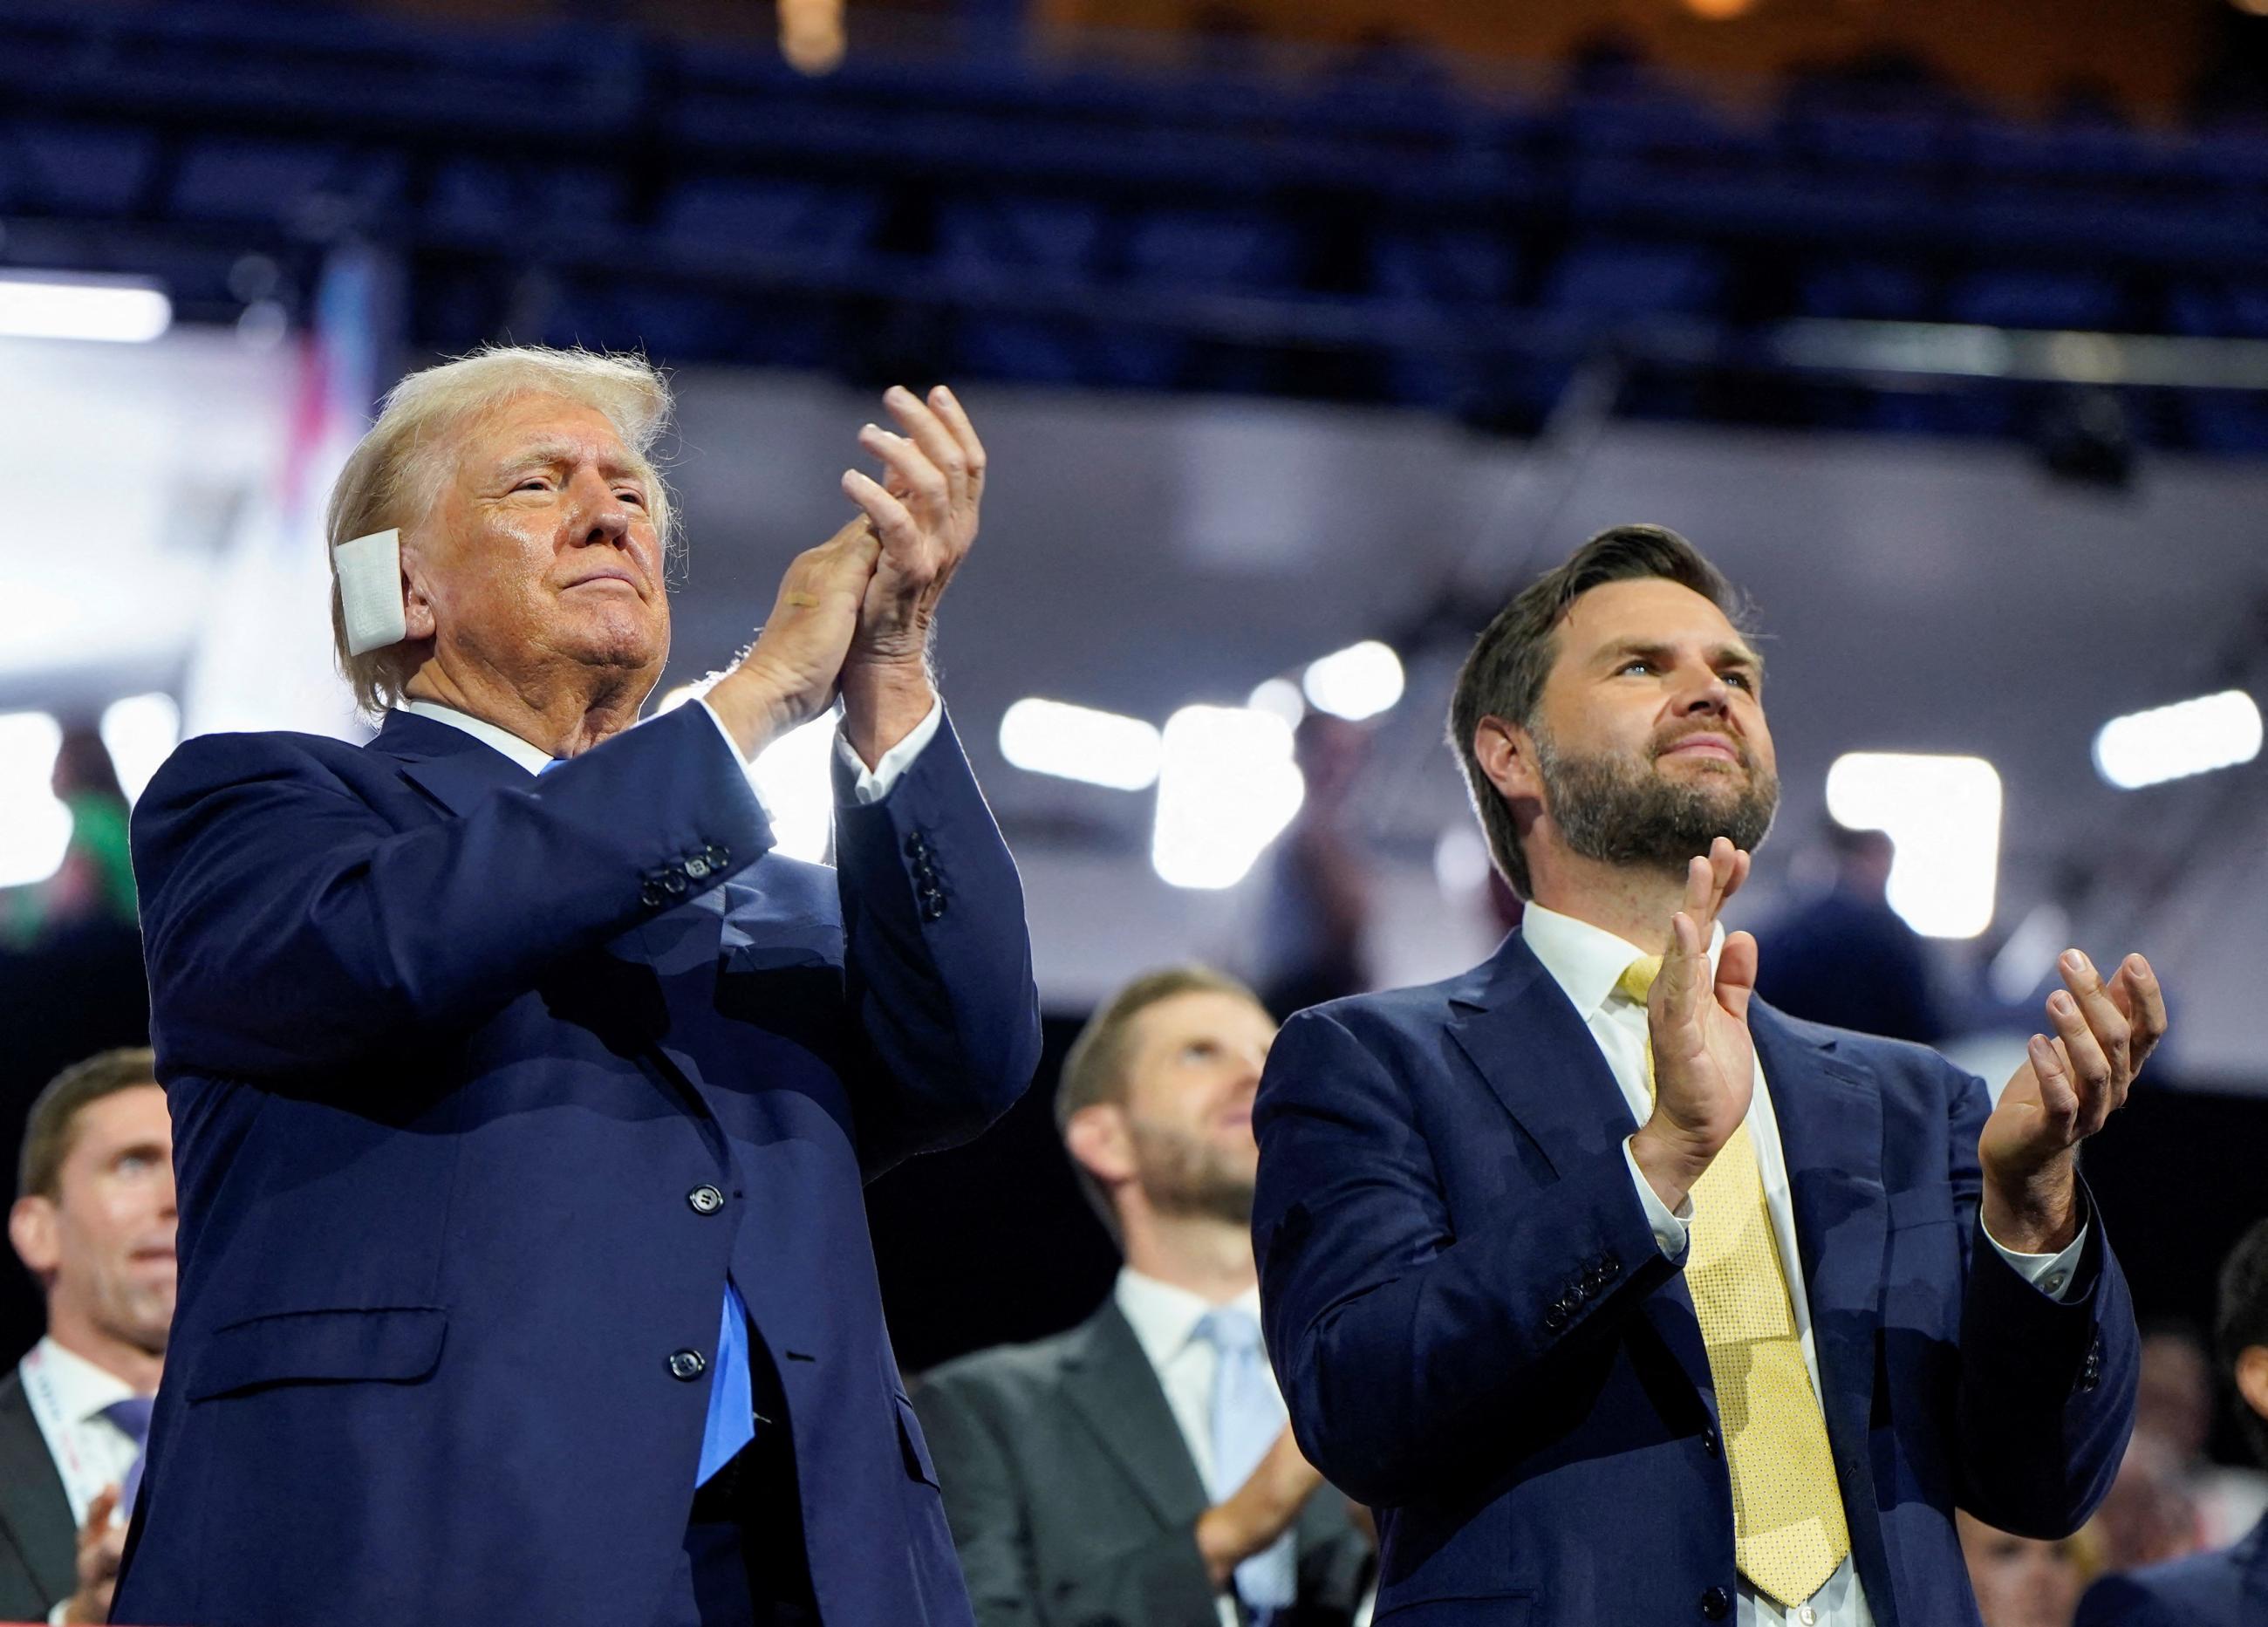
[1983,1220,2089,1302]
[833,698,943,805]
[1623,1134,1693,1260]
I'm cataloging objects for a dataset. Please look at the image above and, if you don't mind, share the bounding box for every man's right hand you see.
[61,1485,124,1625]
[704,517,883,761]
[1629,836,1759,1213]
[1193,1428,1326,1589]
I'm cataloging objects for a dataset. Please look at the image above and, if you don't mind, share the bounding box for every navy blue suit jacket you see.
[1252,931,2138,1627]
[2075,1513,2268,1626]
[114,703,1042,1627]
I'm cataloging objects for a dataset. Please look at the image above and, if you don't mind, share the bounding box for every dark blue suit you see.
[1252,932,2138,1627]
[2075,1513,2268,1626]
[115,703,1041,1627]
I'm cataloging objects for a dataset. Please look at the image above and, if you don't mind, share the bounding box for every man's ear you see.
[400,543,437,644]
[1063,1104,1136,1188]
[2237,1345,2268,1427]
[1473,714,1542,806]
[8,1196,58,1283]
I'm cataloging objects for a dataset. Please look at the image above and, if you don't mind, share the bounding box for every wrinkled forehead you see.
[446,392,652,486]
[1126,990,1274,1077]
[1552,577,1759,673]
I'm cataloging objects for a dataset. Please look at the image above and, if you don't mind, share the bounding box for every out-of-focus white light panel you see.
[0,711,72,888]
[0,273,173,344]
[749,714,840,865]
[1246,677,1307,730]
[1151,705,1305,890]
[998,699,1162,791]
[2092,690,2262,790]
[1301,640,1404,722]
[1824,752,2002,940]
[99,692,182,803]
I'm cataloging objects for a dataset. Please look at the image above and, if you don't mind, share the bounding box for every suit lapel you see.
[369,709,531,818]
[1751,1001,1894,1624]
[0,1373,78,1606]
[1446,933,1716,1402]
[1058,1304,1212,1531]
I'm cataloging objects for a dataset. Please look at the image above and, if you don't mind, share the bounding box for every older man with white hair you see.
[112,347,1042,1627]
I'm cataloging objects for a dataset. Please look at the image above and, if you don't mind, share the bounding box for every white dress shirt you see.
[17,1337,143,1528]
[399,694,942,804]
[1114,1268,1281,1627]
[1519,903,2087,1627]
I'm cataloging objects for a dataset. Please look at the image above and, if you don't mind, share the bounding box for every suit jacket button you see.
[669,1350,707,1381]
[640,882,667,908]
[1702,1425,1721,1457]
[1543,1307,1568,1332]
[688,1186,725,1215]
[904,833,930,859]
[685,855,711,880]
[1700,1586,1732,1620]
[704,844,730,870]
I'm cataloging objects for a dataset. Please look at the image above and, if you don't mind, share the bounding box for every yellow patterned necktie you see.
[1617,954,1852,1608]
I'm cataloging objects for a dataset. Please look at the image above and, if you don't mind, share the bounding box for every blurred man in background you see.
[116,348,1040,1627]
[1254,524,2158,1627]
[1753,822,1944,1044]
[2,1049,173,1625]
[915,967,1371,1627]
[2077,1219,2268,1625]
[1251,715,1375,1021]
[1957,1512,2097,1627]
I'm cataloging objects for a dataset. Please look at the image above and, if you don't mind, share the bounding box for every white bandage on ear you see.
[333,529,408,656]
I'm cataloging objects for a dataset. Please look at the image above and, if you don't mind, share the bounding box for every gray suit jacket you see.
[0,1367,76,1622]
[912,1301,1371,1627]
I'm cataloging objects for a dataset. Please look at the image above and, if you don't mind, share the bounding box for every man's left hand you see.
[837,383,985,765]
[1978,950,2166,1254]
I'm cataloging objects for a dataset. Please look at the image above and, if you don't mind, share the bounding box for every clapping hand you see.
[1630,837,1759,1212]
[1978,949,2166,1253]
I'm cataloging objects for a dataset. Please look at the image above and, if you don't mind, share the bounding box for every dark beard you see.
[1534,725,1779,876]
[1128,1121,1256,1227]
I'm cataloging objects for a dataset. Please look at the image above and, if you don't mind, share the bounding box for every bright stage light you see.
[1825,752,2002,940]
[99,692,181,803]
[2092,690,2262,790]
[749,714,840,865]
[1247,677,1307,730]
[0,711,72,888]
[998,699,1162,791]
[1302,640,1404,721]
[1151,706,1305,891]
[0,273,172,344]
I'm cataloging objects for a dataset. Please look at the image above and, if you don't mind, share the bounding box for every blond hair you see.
[325,345,679,718]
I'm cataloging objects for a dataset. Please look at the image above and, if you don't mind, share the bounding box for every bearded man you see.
[913,967,1374,1627]
[1252,525,2162,1627]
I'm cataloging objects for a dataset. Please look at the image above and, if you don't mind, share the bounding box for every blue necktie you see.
[1196,1309,1297,1621]
[543,757,753,1486]
[102,1395,154,1518]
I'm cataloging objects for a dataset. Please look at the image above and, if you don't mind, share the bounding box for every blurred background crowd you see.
[4,0,2268,1622]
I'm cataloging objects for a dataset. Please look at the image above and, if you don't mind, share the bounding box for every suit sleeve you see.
[132,703,772,1079]
[1944,1065,2138,1537]
[830,710,1042,1176]
[1252,1006,1683,1508]
[911,1374,1222,1627]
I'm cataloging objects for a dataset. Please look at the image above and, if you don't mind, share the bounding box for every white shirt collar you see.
[399,700,554,776]
[1113,1267,1264,1372]
[32,1336,141,1423]
[1520,900,1725,1022]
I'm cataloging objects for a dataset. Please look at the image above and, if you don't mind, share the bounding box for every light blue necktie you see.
[543,757,753,1487]
[1196,1308,1298,1621]
[103,1395,154,1518]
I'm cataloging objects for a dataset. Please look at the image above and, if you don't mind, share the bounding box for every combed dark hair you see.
[2216,1218,2268,1467]
[1445,523,1752,898]
[1055,965,1261,1240]
[16,1048,159,1201]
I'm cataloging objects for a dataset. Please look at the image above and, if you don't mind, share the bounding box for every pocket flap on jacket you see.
[893,1391,940,1488]
[187,1306,447,1402]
